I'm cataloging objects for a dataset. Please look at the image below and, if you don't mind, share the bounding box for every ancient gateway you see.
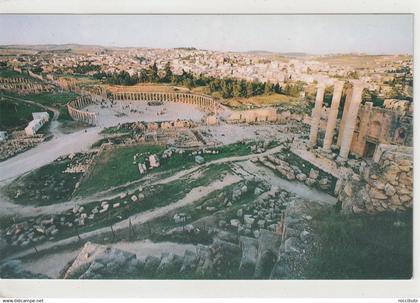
[66,89,219,126]
[309,81,413,160]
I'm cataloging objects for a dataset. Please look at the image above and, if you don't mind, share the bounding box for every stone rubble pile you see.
[262,154,333,191]
[337,144,413,214]
[0,134,45,161]
[58,190,322,280]
[225,188,292,237]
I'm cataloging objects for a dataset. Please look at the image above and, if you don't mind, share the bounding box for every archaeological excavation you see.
[0,35,413,281]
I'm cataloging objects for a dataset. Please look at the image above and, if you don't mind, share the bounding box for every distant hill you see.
[245,50,308,57]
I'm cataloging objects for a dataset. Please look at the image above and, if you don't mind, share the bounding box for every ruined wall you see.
[304,104,413,158]
[227,108,278,123]
[351,104,413,157]
[336,144,413,214]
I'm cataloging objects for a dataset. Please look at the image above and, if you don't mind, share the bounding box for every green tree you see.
[246,81,254,97]
[162,62,173,83]
[264,81,274,95]
[148,63,159,82]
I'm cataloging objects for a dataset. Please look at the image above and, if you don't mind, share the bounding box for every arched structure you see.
[66,88,219,126]
[67,94,98,125]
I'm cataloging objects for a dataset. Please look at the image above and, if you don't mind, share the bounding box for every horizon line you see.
[0,43,413,56]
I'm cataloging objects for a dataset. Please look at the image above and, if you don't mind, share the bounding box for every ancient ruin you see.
[0,35,413,283]
[308,80,413,160]
[111,91,218,113]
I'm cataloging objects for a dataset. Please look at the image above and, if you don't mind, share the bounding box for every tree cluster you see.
[93,63,294,98]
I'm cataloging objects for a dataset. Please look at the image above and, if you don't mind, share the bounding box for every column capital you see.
[317,82,326,89]
[350,80,367,90]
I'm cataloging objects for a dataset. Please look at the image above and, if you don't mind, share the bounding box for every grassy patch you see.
[305,209,413,279]
[72,163,232,242]
[223,93,300,108]
[4,164,233,252]
[76,140,264,197]
[3,160,83,206]
[76,145,165,196]
[0,98,50,131]
[1,90,79,121]
[15,91,79,107]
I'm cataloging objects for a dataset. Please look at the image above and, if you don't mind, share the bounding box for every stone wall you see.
[336,144,413,214]
[227,108,278,124]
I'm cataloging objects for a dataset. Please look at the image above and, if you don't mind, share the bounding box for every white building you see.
[32,112,49,123]
[0,131,8,142]
[25,119,44,136]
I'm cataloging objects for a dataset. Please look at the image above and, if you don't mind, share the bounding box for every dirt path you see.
[1,94,60,121]
[0,144,286,217]
[5,173,241,260]
[0,126,101,184]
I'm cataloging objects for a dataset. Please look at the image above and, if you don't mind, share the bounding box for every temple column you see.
[337,82,365,161]
[337,88,352,147]
[323,81,344,151]
[309,83,326,147]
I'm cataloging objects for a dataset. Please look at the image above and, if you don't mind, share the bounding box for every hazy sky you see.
[0,15,413,54]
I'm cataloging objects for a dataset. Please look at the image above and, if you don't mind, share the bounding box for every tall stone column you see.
[337,87,352,147]
[309,83,326,147]
[323,81,344,151]
[337,82,365,161]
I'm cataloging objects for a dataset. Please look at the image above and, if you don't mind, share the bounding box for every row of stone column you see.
[111,91,216,112]
[67,105,97,125]
[0,83,49,92]
[0,77,31,83]
[67,95,98,125]
[309,80,365,161]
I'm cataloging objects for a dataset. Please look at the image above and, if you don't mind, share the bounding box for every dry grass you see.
[222,93,300,108]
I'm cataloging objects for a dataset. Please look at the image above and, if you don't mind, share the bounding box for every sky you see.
[0,14,413,54]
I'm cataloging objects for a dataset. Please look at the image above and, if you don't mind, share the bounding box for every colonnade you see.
[0,83,50,93]
[67,94,98,125]
[112,91,217,113]
[309,80,365,161]
[0,77,31,83]
[66,89,217,126]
